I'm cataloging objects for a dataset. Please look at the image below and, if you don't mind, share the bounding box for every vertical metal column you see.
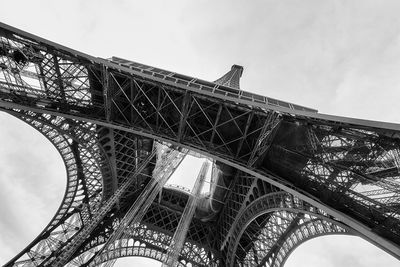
[162,161,209,267]
[90,145,188,265]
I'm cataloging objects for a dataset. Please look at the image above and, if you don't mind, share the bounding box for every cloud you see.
[1,1,400,266]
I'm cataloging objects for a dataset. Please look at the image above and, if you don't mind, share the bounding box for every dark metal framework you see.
[1,22,400,266]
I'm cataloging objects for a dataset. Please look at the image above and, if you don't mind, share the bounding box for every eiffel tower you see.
[1,21,400,267]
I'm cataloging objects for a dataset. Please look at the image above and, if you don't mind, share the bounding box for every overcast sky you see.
[1,1,400,266]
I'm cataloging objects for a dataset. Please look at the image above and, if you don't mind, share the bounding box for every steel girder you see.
[162,162,209,266]
[88,147,188,266]
[1,21,400,266]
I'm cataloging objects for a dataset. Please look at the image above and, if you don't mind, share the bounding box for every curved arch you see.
[81,223,219,267]
[253,218,349,267]
[226,192,352,267]
[276,223,349,267]
[92,244,171,267]
[1,24,400,262]
[4,110,110,266]
[94,249,204,267]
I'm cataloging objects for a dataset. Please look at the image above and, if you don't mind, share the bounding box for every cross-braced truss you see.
[1,22,400,267]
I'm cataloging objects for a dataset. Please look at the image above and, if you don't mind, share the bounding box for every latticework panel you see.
[88,222,219,267]
[2,110,109,266]
[1,21,400,266]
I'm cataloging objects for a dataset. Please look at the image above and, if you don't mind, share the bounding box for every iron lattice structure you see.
[1,22,400,267]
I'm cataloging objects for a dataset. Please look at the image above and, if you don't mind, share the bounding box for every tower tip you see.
[231,65,244,78]
[214,64,244,89]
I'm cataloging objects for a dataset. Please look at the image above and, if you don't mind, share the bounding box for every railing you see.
[109,57,317,113]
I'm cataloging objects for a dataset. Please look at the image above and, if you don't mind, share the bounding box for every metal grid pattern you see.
[1,22,400,266]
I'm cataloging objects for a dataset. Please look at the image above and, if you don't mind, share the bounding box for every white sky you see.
[1,0,400,266]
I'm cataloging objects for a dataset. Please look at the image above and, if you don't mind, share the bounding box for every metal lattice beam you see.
[2,21,400,267]
[163,161,209,266]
